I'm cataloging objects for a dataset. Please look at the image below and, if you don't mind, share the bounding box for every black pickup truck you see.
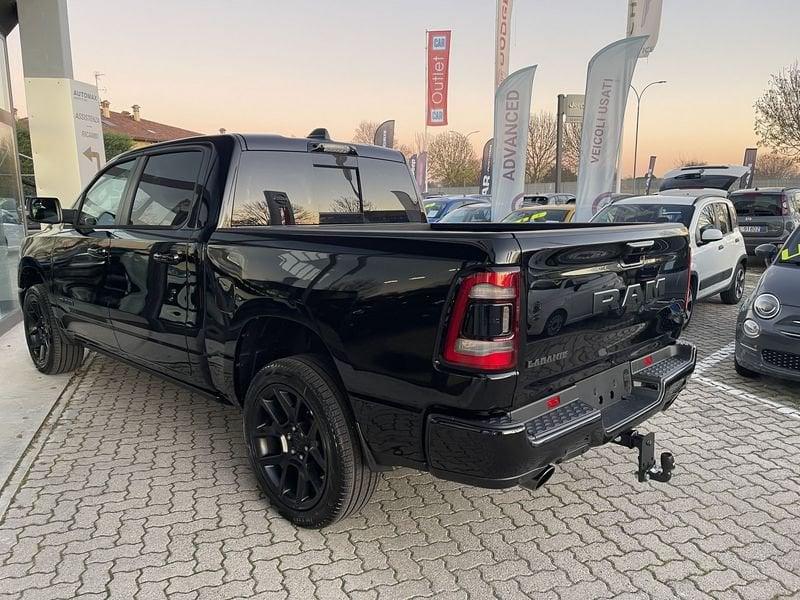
[20,132,695,528]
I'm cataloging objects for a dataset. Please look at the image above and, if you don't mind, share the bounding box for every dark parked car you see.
[729,187,800,255]
[20,132,695,527]
[438,202,491,223]
[423,196,486,223]
[735,233,800,382]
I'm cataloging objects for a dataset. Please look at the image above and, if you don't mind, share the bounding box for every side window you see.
[128,151,203,227]
[695,205,716,243]
[714,203,732,235]
[78,160,135,226]
[359,158,423,223]
[793,192,800,214]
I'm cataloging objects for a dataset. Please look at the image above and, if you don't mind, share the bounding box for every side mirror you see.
[755,243,779,266]
[26,197,62,224]
[700,227,723,243]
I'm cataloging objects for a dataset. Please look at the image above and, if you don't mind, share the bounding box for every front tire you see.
[721,263,746,305]
[684,283,697,328]
[23,284,85,374]
[243,354,378,528]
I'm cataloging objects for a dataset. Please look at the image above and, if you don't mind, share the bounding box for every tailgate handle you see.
[627,240,654,249]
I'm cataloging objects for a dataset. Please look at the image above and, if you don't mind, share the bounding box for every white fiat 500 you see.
[592,191,748,324]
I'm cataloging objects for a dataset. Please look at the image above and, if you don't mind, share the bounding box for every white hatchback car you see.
[592,191,748,324]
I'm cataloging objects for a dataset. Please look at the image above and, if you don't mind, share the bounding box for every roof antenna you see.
[307,128,331,140]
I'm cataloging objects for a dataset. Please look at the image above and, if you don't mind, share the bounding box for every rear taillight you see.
[442,269,520,372]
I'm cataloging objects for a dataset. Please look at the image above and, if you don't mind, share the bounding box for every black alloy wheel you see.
[243,354,378,528]
[24,295,51,369]
[249,383,328,511]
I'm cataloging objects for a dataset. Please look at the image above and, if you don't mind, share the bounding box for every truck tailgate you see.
[512,223,690,407]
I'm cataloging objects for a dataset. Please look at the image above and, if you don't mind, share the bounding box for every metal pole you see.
[633,89,641,195]
[555,94,564,193]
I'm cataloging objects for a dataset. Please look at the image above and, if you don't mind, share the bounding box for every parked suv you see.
[729,187,800,255]
[592,192,747,323]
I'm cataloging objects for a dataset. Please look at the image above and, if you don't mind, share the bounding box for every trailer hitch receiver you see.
[613,430,674,483]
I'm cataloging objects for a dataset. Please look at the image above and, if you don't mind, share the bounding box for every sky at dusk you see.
[6,0,800,176]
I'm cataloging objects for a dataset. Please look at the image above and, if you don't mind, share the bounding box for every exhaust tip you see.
[520,465,556,491]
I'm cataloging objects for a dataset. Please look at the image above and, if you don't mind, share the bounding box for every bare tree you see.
[757,152,800,179]
[428,131,480,187]
[755,63,800,158]
[563,122,582,174]
[673,156,708,168]
[396,143,413,160]
[352,120,379,144]
[525,112,557,183]
[232,199,313,225]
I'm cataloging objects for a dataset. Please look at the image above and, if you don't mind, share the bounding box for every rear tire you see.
[23,284,85,375]
[734,358,760,378]
[683,282,697,328]
[721,263,746,305]
[242,354,378,528]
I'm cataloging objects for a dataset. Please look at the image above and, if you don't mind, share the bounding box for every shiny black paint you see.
[19,134,693,481]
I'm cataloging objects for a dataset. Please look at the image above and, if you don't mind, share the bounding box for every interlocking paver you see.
[1,268,799,599]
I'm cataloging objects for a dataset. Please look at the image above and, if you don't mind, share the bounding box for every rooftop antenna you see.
[93,71,107,96]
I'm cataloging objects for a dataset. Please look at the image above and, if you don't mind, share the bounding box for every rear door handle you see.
[153,252,186,265]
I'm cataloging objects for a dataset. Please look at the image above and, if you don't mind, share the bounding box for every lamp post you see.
[630,80,666,194]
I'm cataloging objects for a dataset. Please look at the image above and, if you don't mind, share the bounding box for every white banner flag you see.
[490,65,537,221]
[627,0,663,58]
[494,0,513,89]
[574,37,646,222]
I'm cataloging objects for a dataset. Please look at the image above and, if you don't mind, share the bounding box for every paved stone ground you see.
[1,268,799,600]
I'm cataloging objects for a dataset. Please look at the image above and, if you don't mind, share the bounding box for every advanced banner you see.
[490,66,537,221]
[743,148,758,188]
[479,138,494,195]
[627,0,663,58]
[494,0,513,89]
[574,37,647,222]
[374,120,395,148]
[426,30,452,126]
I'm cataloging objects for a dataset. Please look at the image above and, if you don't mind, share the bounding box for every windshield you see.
[592,203,694,226]
[439,205,491,223]
[732,193,783,217]
[659,174,739,192]
[424,200,447,219]
[502,209,569,223]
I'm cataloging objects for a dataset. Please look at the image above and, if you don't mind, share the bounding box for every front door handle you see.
[718,245,725,250]
[153,251,186,265]
[87,246,109,259]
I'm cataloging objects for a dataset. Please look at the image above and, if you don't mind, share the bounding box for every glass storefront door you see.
[0,32,24,333]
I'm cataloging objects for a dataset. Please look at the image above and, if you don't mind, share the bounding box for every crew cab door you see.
[51,159,137,351]
[714,201,742,285]
[105,148,208,382]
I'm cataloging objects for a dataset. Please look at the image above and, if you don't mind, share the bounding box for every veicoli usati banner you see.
[373,120,395,148]
[574,37,646,222]
[490,66,537,221]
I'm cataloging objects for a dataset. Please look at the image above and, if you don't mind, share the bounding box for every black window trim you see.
[115,144,212,231]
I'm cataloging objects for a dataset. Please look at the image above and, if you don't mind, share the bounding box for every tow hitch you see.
[613,430,675,483]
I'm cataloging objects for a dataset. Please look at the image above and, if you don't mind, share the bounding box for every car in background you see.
[502,205,575,223]
[659,165,750,193]
[437,202,491,223]
[592,192,747,323]
[424,196,488,223]
[734,232,800,382]
[729,187,800,255]
[0,207,24,252]
[522,192,575,206]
